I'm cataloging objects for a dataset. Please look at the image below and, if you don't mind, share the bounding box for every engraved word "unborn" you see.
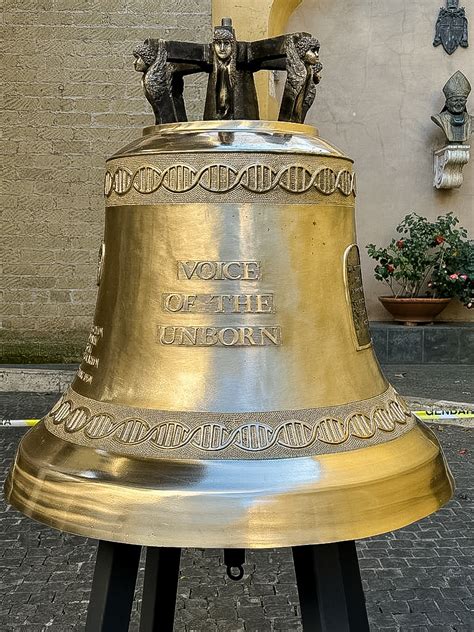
[157,325,281,346]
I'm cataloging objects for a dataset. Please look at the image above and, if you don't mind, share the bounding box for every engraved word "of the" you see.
[177,260,260,281]
[157,325,281,347]
[162,293,274,314]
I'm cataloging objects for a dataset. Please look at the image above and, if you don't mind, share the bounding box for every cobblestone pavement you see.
[0,392,473,631]
[383,365,473,403]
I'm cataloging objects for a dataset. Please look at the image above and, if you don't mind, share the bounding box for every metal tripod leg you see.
[292,541,370,632]
[85,540,141,632]
[139,547,182,632]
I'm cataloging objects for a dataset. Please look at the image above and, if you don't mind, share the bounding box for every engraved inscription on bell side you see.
[77,324,104,383]
[162,293,274,314]
[164,259,281,347]
[157,325,281,347]
[177,260,261,281]
[344,245,371,349]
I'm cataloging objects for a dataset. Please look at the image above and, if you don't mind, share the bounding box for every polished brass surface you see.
[72,202,383,412]
[5,120,454,547]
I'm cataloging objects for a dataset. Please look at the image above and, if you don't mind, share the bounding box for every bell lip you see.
[108,119,352,162]
[5,422,454,549]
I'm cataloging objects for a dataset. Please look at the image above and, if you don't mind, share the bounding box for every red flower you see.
[449,273,459,280]
[460,274,468,280]
[386,264,395,273]
[396,239,404,249]
[435,235,445,244]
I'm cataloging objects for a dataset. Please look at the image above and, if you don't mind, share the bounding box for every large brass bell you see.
[5,20,453,550]
[5,119,453,548]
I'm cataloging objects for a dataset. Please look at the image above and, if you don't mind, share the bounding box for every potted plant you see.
[366,212,473,325]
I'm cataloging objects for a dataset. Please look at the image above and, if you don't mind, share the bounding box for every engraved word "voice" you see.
[177,260,261,281]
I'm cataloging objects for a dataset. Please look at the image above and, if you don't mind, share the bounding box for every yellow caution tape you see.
[413,410,474,420]
[0,419,40,427]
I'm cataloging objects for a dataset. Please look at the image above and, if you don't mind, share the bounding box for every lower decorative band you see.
[43,386,416,460]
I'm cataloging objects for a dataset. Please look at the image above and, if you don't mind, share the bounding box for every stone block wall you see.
[2,0,211,361]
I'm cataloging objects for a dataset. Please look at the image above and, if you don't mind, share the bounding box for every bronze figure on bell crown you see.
[278,34,322,123]
[207,23,237,120]
[133,18,322,124]
[133,38,202,123]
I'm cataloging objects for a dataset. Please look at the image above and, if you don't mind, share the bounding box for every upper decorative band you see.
[104,163,356,198]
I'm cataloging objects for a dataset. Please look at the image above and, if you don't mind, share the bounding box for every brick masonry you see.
[1,0,211,351]
[0,391,473,631]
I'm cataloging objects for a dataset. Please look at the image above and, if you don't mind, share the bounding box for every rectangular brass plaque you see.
[344,245,371,349]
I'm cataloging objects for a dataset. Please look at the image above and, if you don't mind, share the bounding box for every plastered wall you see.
[287,0,473,321]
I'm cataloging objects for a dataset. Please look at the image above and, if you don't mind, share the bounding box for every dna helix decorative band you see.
[104,163,356,197]
[48,396,411,453]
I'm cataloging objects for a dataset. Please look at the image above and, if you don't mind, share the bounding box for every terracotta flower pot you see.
[378,296,452,325]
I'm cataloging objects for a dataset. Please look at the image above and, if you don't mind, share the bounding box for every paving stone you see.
[407,599,441,613]
[393,612,432,625]
[213,621,245,632]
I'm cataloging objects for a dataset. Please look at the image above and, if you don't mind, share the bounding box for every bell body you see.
[5,121,453,547]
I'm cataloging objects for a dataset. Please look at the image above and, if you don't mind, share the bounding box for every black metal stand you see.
[85,540,369,632]
[293,541,370,631]
[85,541,141,632]
[139,547,182,632]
